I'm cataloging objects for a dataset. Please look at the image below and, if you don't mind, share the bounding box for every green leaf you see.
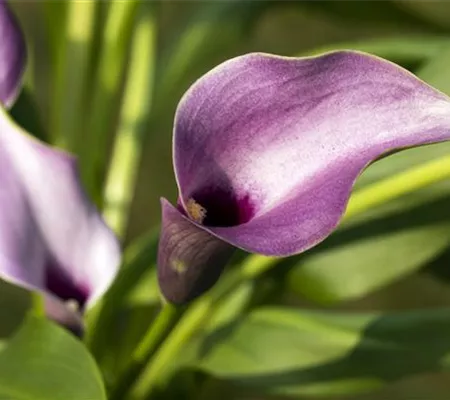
[205,281,254,333]
[288,219,450,304]
[0,315,105,400]
[287,141,450,305]
[99,303,160,385]
[198,307,450,397]
[127,266,159,307]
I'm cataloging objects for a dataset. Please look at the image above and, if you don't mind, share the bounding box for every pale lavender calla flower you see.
[0,1,121,333]
[158,51,450,304]
[1,115,121,332]
[0,0,25,107]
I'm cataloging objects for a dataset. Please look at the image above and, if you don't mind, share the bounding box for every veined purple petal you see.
[0,0,26,108]
[174,51,450,256]
[158,51,450,303]
[158,198,234,304]
[0,107,121,328]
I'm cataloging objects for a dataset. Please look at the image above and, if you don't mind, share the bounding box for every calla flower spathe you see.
[158,51,450,304]
[0,2,120,332]
[0,0,25,107]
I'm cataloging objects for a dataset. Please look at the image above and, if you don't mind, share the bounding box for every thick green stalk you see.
[131,298,214,399]
[129,153,450,398]
[88,2,157,364]
[31,293,45,318]
[110,303,183,400]
[86,229,159,360]
[80,0,140,201]
[102,1,157,236]
[344,154,450,219]
[116,272,244,398]
[52,0,96,150]
[42,1,67,65]
[129,270,248,398]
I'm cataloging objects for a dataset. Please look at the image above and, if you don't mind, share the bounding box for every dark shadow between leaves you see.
[423,247,450,284]
[0,279,30,339]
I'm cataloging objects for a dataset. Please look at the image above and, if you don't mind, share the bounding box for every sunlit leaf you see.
[288,215,450,304]
[205,281,254,333]
[99,303,159,385]
[198,307,450,397]
[0,316,105,400]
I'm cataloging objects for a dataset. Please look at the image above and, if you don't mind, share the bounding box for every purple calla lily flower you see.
[0,1,121,333]
[158,51,450,304]
[0,0,25,107]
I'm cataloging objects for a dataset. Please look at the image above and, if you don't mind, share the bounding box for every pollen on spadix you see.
[66,299,80,312]
[186,198,207,223]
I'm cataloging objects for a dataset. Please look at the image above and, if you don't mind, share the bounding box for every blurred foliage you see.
[296,1,450,32]
[4,1,450,400]
[198,307,450,397]
[0,316,105,400]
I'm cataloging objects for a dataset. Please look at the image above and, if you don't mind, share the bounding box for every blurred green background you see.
[12,0,450,240]
[7,1,450,399]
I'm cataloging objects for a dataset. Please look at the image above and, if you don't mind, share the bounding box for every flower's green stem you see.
[80,0,140,201]
[86,229,159,362]
[131,297,214,399]
[31,292,45,319]
[110,303,183,400]
[114,270,243,399]
[344,154,450,219]
[128,270,248,398]
[102,1,157,237]
[52,0,97,151]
